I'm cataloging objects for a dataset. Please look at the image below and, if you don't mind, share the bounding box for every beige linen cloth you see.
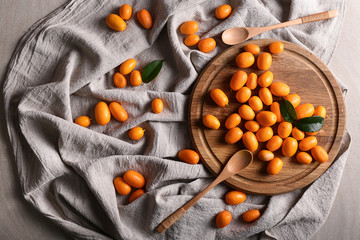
[3,0,350,239]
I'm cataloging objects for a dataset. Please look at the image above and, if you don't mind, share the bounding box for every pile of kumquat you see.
[113,170,146,204]
[204,40,328,178]
[180,4,233,53]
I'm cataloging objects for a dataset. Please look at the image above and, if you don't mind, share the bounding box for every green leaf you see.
[141,60,164,83]
[280,99,297,123]
[295,116,324,132]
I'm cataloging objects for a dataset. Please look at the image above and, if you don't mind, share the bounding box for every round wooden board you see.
[189,39,346,195]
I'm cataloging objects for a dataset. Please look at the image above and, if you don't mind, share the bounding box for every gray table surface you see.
[1,1,359,239]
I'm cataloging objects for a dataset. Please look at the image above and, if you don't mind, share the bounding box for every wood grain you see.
[188,39,346,195]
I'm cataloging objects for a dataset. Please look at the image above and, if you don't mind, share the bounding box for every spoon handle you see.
[301,10,338,23]
[156,173,228,234]
[265,10,338,31]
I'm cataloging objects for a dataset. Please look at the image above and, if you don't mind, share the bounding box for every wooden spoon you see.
[222,10,338,45]
[156,149,253,234]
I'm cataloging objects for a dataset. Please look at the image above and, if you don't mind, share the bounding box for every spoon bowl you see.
[156,149,253,233]
[222,149,253,174]
[222,27,250,45]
